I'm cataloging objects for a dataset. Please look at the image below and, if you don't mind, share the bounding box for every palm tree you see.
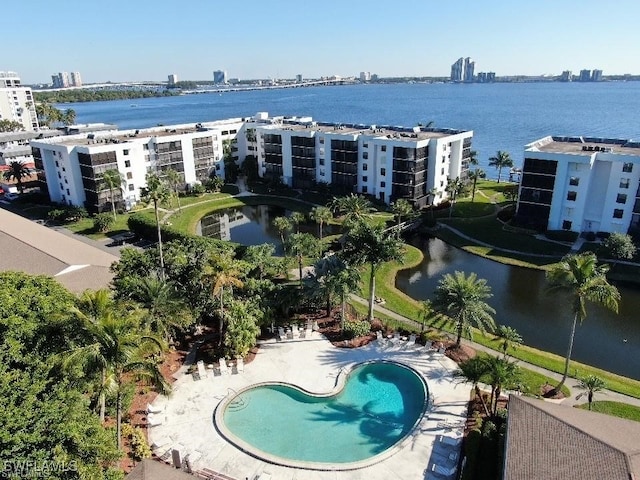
[546,253,620,394]
[140,173,172,280]
[309,206,333,240]
[432,271,497,348]
[321,257,361,328]
[272,216,292,250]
[468,150,478,166]
[101,169,125,220]
[391,198,414,228]
[63,292,169,448]
[35,101,62,127]
[493,325,523,359]
[419,300,435,332]
[164,168,183,213]
[455,357,491,416]
[205,257,245,346]
[445,177,464,218]
[62,108,76,126]
[488,151,514,183]
[286,232,321,286]
[331,194,376,226]
[468,168,486,202]
[129,276,193,342]
[289,211,306,233]
[341,220,404,322]
[576,375,606,410]
[4,160,33,194]
[484,356,520,415]
[244,243,276,280]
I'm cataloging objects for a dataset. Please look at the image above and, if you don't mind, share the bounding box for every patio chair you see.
[197,360,208,379]
[431,463,457,478]
[147,413,163,427]
[219,358,230,375]
[406,334,417,347]
[147,402,164,414]
[236,357,244,373]
[277,327,286,341]
[376,330,383,341]
[291,325,299,339]
[439,434,463,446]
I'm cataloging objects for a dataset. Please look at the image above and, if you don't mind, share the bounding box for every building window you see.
[622,163,633,173]
[55,160,59,167]
[362,176,368,182]
[380,168,386,176]
[620,178,630,189]
[381,145,386,152]
[441,168,445,175]
[362,186,368,193]
[123,149,129,155]
[126,172,133,180]
[380,181,386,188]
[66,189,70,195]
[616,193,627,204]
[363,142,368,148]
[230,129,237,134]
[569,177,579,186]
[124,160,131,168]
[613,209,624,218]
[222,131,229,135]
[567,191,577,201]
[319,138,324,144]
[319,158,325,166]
[363,152,368,159]
[442,156,446,164]
[57,172,61,179]
[62,167,66,172]
[320,169,325,176]
[128,184,135,191]
[562,220,572,230]
[363,163,368,171]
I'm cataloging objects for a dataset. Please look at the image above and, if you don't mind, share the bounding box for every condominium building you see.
[254,114,473,207]
[213,70,227,84]
[0,71,39,131]
[168,74,178,86]
[31,118,248,212]
[515,136,640,234]
[71,71,82,87]
[51,71,82,88]
[450,57,475,82]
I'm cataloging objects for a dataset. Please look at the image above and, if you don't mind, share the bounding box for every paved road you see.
[349,294,640,408]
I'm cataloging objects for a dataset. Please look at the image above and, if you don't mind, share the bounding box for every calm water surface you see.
[397,237,640,380]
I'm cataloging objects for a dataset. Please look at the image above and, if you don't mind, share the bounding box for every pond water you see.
[396,236,640,380]
[195,204,340,254]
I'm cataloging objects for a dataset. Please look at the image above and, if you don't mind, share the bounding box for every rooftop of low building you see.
[527,135,640,156]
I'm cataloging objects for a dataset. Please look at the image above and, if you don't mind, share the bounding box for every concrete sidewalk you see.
[349,294,640,409]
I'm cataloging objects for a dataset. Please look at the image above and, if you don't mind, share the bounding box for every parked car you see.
[3,193,18,201]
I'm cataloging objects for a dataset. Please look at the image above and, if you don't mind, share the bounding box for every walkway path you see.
[349,294,640,409]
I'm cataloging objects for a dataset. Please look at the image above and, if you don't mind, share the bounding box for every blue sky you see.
[5,0,639,83]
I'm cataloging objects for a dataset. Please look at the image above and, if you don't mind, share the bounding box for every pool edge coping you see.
[212,359,430,471]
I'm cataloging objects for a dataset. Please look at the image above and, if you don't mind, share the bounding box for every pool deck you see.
[148,334,470,480]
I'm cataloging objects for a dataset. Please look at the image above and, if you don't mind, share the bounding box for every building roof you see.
[526,135,640,156]
[503,395,640,480]
[0,208,118,293]
[126,460,196,480]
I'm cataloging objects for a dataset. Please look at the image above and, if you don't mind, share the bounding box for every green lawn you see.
[64,213,133,240]
[576,401,640,422]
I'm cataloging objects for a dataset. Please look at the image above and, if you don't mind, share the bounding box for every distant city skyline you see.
[5,0,640,84]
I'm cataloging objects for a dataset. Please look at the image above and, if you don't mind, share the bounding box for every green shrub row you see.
[344,320,371,339]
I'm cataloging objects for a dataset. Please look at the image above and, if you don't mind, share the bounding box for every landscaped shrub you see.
[343,320,371,339]
[545,230,579,243]
[370,319,384,332]
[121,423,151,461]
[94,212,115,232]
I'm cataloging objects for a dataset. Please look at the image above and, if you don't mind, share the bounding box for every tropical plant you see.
[468,150,478,166]
[35,100,62,127]
[331,194,376,226]
[63,291,169,448]
[140,173,172,280]
[286,232,321,286]
[493,325,523,359]
[455,356,490,416]
[223,299,261,358]
[289,211,306,233]
[468,168,486,202]
[601,232,637,264]
[432,271,497,347]
[484,356,520,415]
[272,216,292,249]
[309,206,333,240]
[244,243,276,280]
[93,212,115,233]
[488,150,514,183]
[222,139,239,183]
[343,320,371,339]
[313,256,361,327]
[61,108,76,126]
[419,300,436,332]
[3,160,33,194]
[205,256,245,345]
[163,168,183,212]
[545,252,620,394]
[391,198,415,227]
[445,177,465,218]
[101,169,125,219]
[576,375,607,410]
[341,220,404,321]
[0,119,24,132]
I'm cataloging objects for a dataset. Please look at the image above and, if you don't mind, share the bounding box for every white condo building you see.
[0,72,39,131]
[30,113,473,212]
[515,136,640,234]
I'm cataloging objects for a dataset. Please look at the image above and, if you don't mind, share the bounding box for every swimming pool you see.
[215,361,428,470]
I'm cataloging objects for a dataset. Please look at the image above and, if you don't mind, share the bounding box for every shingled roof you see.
[126,460,197,480]
[503,395,640,480]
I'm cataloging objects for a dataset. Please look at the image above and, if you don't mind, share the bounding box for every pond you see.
[396,236,640,380]
[195,204,340,254]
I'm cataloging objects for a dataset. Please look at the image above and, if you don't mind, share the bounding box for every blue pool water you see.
[220,362,427,464]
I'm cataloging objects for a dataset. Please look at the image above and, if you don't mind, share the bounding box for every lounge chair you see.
[291,325,299,338]
[437,346,446,354]
[197,360,208,379]
[236,357,244,373]
[376,330,383,341]
[219,358,230,375]
[277,327,286,341]
[407,334,416,346]
[147,413,163,427]
[147,402,164,414]
[439,434,463,446]
[431,463,457,477]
